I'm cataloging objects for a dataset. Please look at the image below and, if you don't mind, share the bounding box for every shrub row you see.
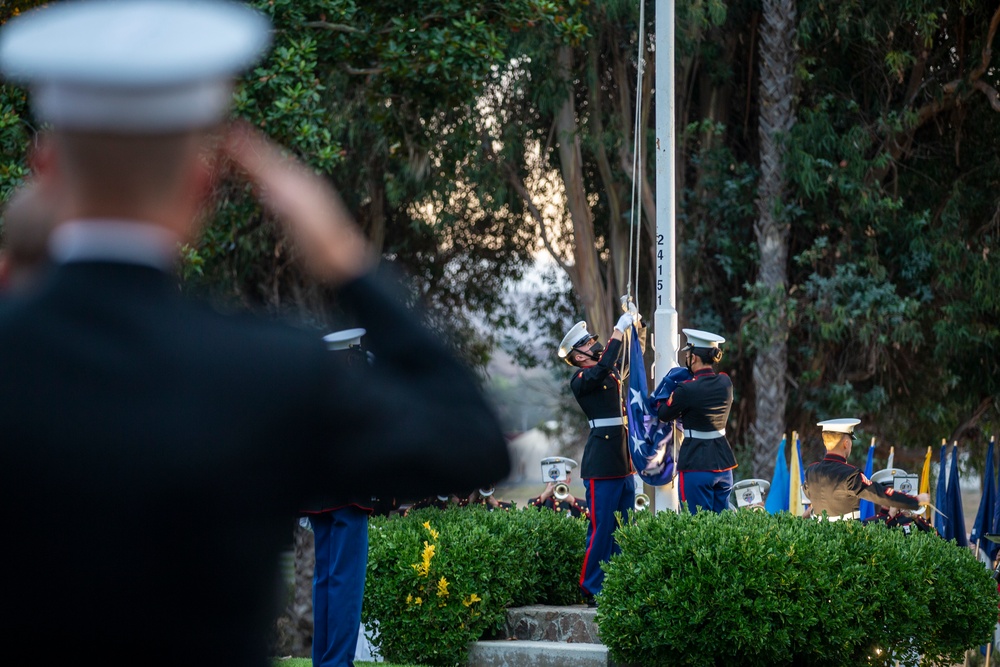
[598,509,999,667]
[362,504,587,666]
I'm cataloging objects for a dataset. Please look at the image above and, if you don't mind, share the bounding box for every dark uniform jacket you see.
[527,495,588,518]
[0,259,509,667]
[405,496,455,515]
[804,454,921,517]
[570,337,634,479]
[462,496,513,511]
[862,508,936,536]
[657,368,736,472]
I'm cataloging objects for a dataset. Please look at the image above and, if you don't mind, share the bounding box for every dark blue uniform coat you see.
[804,454,921,517]
[569,336,634,597]
[0,260,509,667]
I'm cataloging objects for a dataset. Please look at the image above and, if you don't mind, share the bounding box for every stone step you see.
[499,604,600,644]
[467,640,608,667]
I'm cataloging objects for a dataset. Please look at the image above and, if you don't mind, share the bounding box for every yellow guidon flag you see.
[919,445,933,496]
[789,431,804,517]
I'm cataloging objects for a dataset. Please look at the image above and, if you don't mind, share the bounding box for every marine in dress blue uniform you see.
[803,419,926,520]
[405,495,458,514]
[558,314,636,604]
[527,467,589,519]
[0,4,511,665]
[862,468,933,536]
[301,329,373,667]
[657,329,736,513]
[526,493,588,518]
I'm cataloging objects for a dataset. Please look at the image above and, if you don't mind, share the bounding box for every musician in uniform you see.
[558,311,636,606]
[404,495,459,515]
[462,486,513,511]
[657,329,736,513]
[861,468,936,535]
[526,471,589,519]
[804,419,928,520]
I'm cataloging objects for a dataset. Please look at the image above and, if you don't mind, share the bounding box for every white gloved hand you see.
[615,312,634,332]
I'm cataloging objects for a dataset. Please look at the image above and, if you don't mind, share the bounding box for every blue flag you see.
[971,439,997,559]
[944,443,969,546]
[859,441,876,520]
[934,443,948,535]
[765,436,790,514]
[626,327,690,486]
[992,441,1000,560]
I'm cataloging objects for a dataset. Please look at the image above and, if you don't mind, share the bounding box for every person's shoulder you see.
[173,299,332,381]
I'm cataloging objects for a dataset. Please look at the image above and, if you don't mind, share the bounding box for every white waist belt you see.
[589,417,625,428]
[682,428,726,439]
[822,510,860,522]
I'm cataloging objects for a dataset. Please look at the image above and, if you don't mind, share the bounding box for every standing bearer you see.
[657,329,736,513]
[558,311,636,606]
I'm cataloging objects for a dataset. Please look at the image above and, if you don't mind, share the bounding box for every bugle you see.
[634,493,650,511]
[554,482,570,500]
[479,486,495,497]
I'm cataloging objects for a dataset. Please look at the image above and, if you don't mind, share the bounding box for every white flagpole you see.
[652,0,679,513]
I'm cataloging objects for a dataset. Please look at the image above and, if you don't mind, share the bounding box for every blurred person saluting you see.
[0,2,509,666]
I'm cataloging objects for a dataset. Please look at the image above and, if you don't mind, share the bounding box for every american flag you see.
[626,325,690,486]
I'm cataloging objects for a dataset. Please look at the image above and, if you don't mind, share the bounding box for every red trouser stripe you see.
[679,472,687,502]
[579,478,597,594]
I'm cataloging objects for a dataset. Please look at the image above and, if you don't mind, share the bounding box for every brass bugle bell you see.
[554,482,570,500]
[479,486,495,497]
[634,493,650,511]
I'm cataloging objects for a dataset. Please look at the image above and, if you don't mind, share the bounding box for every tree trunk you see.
[556,45,614,338]
[751,0,797,479]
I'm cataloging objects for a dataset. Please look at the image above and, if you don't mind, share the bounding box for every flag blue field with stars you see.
[627,325,691,486]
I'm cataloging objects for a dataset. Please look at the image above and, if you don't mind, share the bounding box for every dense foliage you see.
[208,0,590,358]
[363,505,586,666]
[489,0,1000,472]
[599,509,999,667]
[1,1,997,470]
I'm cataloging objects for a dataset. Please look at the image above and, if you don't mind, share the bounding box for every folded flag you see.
[627,326,691,486]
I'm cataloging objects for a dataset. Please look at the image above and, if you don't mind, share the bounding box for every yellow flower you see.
[414,596,423,606]
[406,594,413,605]
[422,521,440,540]
[462,592,481,607]
[411,541,435,577]
[436,576,450,597]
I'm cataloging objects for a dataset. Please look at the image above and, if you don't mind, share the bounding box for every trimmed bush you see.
[362,505,587,666]
[598,510,999,667]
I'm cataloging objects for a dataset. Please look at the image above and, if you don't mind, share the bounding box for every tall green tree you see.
[750,0,797,476]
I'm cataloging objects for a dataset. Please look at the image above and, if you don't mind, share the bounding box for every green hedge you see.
[598,510,999,667]
[362,505,587,666]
